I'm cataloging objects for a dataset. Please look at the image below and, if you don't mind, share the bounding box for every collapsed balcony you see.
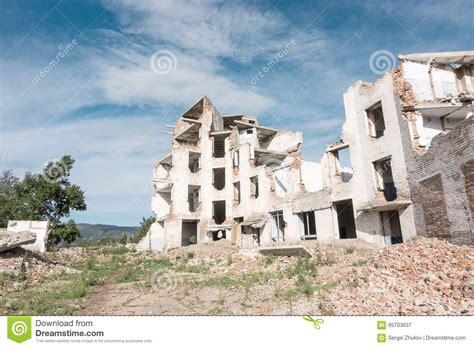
[406,103,473,148]
[253,148,286,167]
[174,119,201,143]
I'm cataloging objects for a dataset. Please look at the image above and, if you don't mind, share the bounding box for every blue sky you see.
[0,0,473,226]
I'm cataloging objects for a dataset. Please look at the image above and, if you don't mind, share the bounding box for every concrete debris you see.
[0,247,79,283]
[7,220,50,253]
[259,245,311,257]
[0,229,36,253]
[328,238,473,315]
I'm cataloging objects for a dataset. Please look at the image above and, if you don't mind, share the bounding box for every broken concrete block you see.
[136,222,165,252]
[7,220,50,253]
[259,245,311,257]
[0,229,37,253]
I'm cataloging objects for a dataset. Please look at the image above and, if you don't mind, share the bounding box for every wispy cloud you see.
[1,0,473,225]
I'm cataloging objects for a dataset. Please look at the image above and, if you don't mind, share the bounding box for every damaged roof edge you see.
[398,51,474,65]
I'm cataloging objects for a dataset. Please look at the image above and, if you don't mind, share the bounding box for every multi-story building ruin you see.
[138,51,473,252]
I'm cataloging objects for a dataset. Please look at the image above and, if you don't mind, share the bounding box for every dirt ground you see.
[1,238,473,316]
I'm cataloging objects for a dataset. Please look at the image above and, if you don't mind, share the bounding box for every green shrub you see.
[262,255,275,266]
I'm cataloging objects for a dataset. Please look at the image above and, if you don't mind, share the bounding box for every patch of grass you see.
[262,254,275,267]
[84,256,96,271]
[242,271,272,285]
[204,276,240,288]
[65,278,88,299]
[296,274,315,296]
[115,268,140,283]
[102,245,128,255]
[352,260,368,267]
[287,257,318,278]
[226,256,232,266]
[0,272,11,287]
[345,246,355,255]
[186,252,195,260]
[174,262,208,273]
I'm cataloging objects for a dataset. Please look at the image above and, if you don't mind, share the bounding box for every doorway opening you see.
[380,210,403,244]
[335,199,356,239]
[182,220,198,246]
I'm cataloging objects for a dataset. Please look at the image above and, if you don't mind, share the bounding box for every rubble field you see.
[0,237,472,315]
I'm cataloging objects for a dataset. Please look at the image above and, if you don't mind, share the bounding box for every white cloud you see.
[1,116,171,224]
[93,46,277,114]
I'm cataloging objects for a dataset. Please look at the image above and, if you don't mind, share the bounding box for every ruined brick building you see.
[138,51,473,252]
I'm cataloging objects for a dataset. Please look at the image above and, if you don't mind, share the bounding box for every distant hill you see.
[74,223,138,245]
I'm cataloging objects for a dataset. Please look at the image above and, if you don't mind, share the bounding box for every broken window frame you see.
[366,102,386,138]
[270,210,285,242]
[372,157,397,201]
[233,150,240,168]
[188,185,200,212]
[233,181,241,204]
[213,137,226,158]
[298,211,317,240]
[188,151,201,173]
[250,175,259,198]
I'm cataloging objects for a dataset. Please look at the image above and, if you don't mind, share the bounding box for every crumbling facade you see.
[138,96,325,251]
[140,51,473,252]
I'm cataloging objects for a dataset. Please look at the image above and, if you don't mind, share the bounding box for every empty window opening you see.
[335,199,356,239]
[367,102,386,138]
[380,211,403,245]
[332,147,353,182]
[213,168,226,190]
[188,185,200,212]
[211,229,226,241]
[298,211,317,240]
[274,168,288,197]
[246,129,253,134]
[270,210,285,242]
[373,157,397,201]
[182,220,198,246]
[213,137,225,158]
[250,176,259,198]
[233,182,241,204]
[213,200,226,224]
[188,152,201,173]
[233,150,240,168]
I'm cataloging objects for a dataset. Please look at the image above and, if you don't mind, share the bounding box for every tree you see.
[0,171,20,227]
[1,155,87,245]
